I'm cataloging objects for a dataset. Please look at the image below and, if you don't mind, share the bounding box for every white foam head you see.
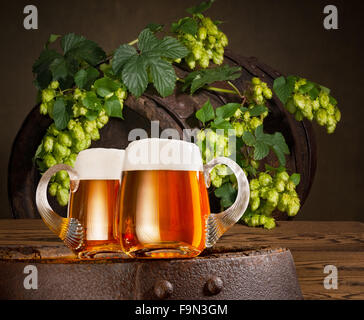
[123,138,203,171]
[74,148,125,180]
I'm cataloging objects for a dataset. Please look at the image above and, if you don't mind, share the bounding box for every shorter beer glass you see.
[119,138,250,259]
[36,148,124,258]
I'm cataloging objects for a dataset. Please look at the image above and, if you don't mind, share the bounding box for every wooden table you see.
[0,220,363,300]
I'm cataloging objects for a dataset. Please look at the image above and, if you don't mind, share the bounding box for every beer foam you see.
[74,148,125,180]
[123,138,203,171]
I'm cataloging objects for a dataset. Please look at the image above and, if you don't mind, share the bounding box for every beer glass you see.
[36,148,124,258]
[119,138,250,258]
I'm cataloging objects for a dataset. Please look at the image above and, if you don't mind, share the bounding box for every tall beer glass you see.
[36,148,124,258]
[118,138,250,259]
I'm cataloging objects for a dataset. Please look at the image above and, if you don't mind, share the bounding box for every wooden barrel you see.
[8,52,316,219]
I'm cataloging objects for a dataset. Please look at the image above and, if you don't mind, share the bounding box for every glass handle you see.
[204,157,250,248]
[35,164,84,251]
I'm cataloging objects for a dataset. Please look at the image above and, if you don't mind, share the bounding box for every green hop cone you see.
[276,171,289,182]
[53,142,69,160]
[260,186,270,199]
[315,109,328,126]
[197,130,206,142]
[319,92,330,108]
[215,164,229,176]
[41,89,55,103]
[233,122,244,137]
[212,53,223,65]
[275,179,286,193]
[198,27,207,40]
[48,182,59,197]
[250,197,260,211]
[206,130,217,145]
[83,120,97,133]
[85,133,92,149]
[278,193,290,212]
[263,88,273,99]
[286,180,296,192]
[46,101,54,118]
[334,108,341,122]
[249,179,260,190]
[327,104,335,115]
[72,105,81,118]
[312,99,320,111]
[259,215,268,225]
[327,123,336,134]
[186,55,196,70]
[199,56,210,69]
[258,172,272,187]
[58,132,72,147]
[90,128,100,141]
[40,103,48,115]
[294,78,307,91]
[208,35,216,45]
[249,117,262,131]
[249,214,261,227]
[55,170,68,182]
[251,77,261,85]
[267,189,279,207]
[287,198,300,217]
[327,114,336,127]
[250,189,260,200]
[64,153,77,167]
[254,85,263,96]
[243,111,250,122]
[293,93,306,110]
[62,176,70,189]
[56,187,69,207]
[43,136,55,153]
[115,87,127,100]
[192,46,203,60]
[211,175,223,188]
[264,217,276,230]
[72,140,87,153]
[50,81,59,90]
[234,108,243,119]
[261,202,275,216]
[67,120,77,131]
[71,125,85,141]
[218,32,228,47]
[98,114,109,126]
[43,154,57,168]
[73,88,85,100]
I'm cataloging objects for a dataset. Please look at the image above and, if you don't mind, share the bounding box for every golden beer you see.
[36,148,125,258]
[119,170,210,258]
[118,138,250,259]
[68,179,120,256]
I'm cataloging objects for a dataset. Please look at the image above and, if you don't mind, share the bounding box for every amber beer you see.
[119,170,210,258]
[119,138,250,259]
[119,138,211,258]
[35,148,125,258]
[68,179,120,255]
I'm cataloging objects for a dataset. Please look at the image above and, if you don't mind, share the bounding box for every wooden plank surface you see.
[0,220,363,300]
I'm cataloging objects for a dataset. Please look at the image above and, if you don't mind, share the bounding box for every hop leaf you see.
[53,97,71,130]
[112,29,188,98]
[182,65,242,94]
[196,99,215,125]
[186,0,216,15]
[273,76,296,104]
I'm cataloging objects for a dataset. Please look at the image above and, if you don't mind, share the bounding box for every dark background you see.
[1,0,363,220]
